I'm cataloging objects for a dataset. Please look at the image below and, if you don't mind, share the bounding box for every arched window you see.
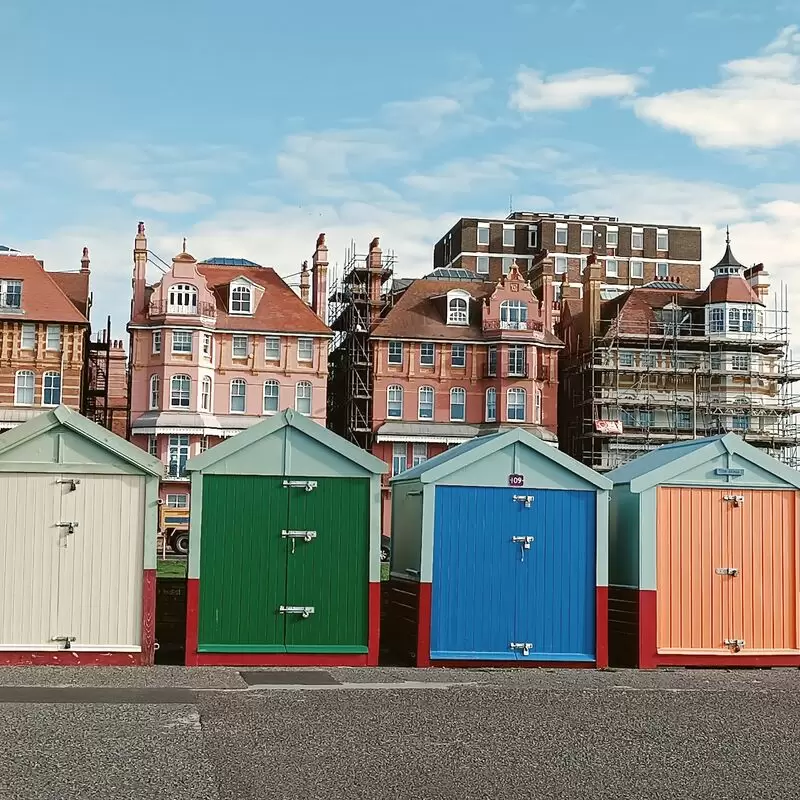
[167,284,198,314]
[149,375,160,410]
[200,376,212,412]
[418,386,434,420]
[534,389,542,424]
[500,300,528,330]
[14,370,34,406]
[230,378,246,413]
[263,380,280,414]
[387,385,403,418]
[507,388,526,422]
[447,295,469,325]
[230,284,252,314]
[450,387,466,421]
[485,388,497,422]
[295,381,312,415]
[170,375,191,409]
[42,372,62,406]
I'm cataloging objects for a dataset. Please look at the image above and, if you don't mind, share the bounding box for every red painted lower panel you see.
[416,582,432,668]
[185,578,200,667]
[639,589,800,668]
[595,585,609,669]
[0,651,147,666]
[141,569,156,666]
[367,582,380,667]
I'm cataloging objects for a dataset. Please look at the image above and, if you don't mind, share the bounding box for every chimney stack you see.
[132,221,148,319]
[299,260,311,305]
[80,246,90,274]
[582,253,602,338]
[367,237,383,325]
[311,233,329,324]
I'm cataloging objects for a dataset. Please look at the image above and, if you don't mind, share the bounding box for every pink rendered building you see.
[127,223,332,525]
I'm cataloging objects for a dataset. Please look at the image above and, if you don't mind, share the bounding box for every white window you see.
[200,376,212,412]
[728,308,741,332]
[630,260,644,279]
[172,330,192,354]
[392,443,408,476]
[581,228,594,248]
[167,435,190,478]
[732,354,750,371]
[641,353,657,369]
[21,323,35,350]
[534,389,542,424]
[388,341,403,365]
[152,330,161,354]
[676,410,692,429]
[295,381,312,415]
[710,308,724,333]
[166,494,189,508]
[508,345,527,377]
[477,224,490,245]
[232,335,249,358]
[46,325,61,351]
[605,259,618,277]
[14,370,34,405]
[742,309,755,333]
[298,338,314,361]
[500,300,528,329]
[579,256,587,274]
[555,225,568,246]
[632,229,644,249]
[263,380,280,413]
[420,342,435,366]
[202,333,212,361]
[528,227,538,248]
[451,343,466,368]
[147,435,158,457]
[230,284,252,314]
[170,375,191,409]
[200,436,209,453]
[412,443,428,467]
[450,387,466,421]
[230,378,246,413]
[487,345,497,376]
[448,296,468,325]
[732,414,749,431]
[387,385,403,418]
[40,372,61,406]
[606,228,619,248]
[619,352,634,367]
[476,255,489,274]
[503,226,515,247]
[265,337,280,360]
[657,229,669,251]
[555,256,567,275]
[149,375,160,410]
[0,279,22,309]
[485,388,497,422]
[167,284,197,314]
[553,283,562,303]
[507,388,526,421]
[656,262,669,278]
[502,256,514,275]
[418,386,434,420]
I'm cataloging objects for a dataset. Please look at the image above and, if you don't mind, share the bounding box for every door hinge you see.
[512,495,534,508]
[724,638,745,652]
[723,494,744,507]
[51,636,76,650]
[283,480,317,492]
[279,605,315,618]
[715,567,739,576]
[56,479,81,492]
[510,642,533,656]
[57,522,79,535]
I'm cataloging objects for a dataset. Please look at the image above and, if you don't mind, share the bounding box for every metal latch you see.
[51,636,76,650]
[512,535,535,561]
[283,480,317,492]
[282,530,317,554]
[57,522,79,535]
[723,494,744,507]
[510,642,533,656]
[279,605,315,618]
[512,495,534,508]
[56,479,81,492]
[724,638,745,652]
[715,567,739,576]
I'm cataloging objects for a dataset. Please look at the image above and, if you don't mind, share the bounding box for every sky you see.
[2,0,800,341]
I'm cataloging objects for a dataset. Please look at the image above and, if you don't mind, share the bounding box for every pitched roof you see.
[699,276,763,306]
[0,255,89,324]
[371,277,563,346]
[50,271,90,317]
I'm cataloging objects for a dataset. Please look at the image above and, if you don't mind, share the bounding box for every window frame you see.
[21,323,35,350]
[230,283,252,315]
[605,258,619,278]
[502,226,515,247]
[0,279,22,309]
[554,256,567,275]
[507,387,526,422]
[387,384,403,419]
[419,342,435,367]
[202,333,213,361]
[631,229,644,249]
[656,262,669,278]
[449,387,466,422]
[391,443,408,476]
[388,340,403,365]
[152,330,162,354]
[476,255,489,274]
[485,387,497,422]
[14,370,35,406]
[297,337,314,362]
[167,283,198,315]
[477,224,490,246]
[149,375,160,410]
[263,380,280,414]
[229,378,247,413]
[657,229,669,251]
[606,228,619,248]
[200,376,212,412]
[265,337,281,361]
[508,344,527,377]
[46,325,61,351]
[165,493,189,509]
[581,228,594,248]
[451,343,466,368]
[295,381,312,416]
[411,443,428,468]
[172,330,193,354]
[447,296,469,325]
[418,386,434,420]
[630,259,644,279]
[231,334,249,359]
[555,224,568,246]
[500,300,528,330]
[170,374,191,409]
[528,227,538,248]
[42,370,62,407]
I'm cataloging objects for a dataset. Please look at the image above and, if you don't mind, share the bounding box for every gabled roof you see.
[0,256,89,324]
[0,405,163,475]
[50,271,91,317]
[186,408,388,474]
[390,427,611,488]
[606,433,800,493]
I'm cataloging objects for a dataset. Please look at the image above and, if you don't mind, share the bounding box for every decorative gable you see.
[482,262,545,336]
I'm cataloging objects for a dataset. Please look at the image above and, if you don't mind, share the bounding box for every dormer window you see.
[230,283,252,314]
[168,284,198,314]
[0,279,21,309]
[447,291,469,325]
[500,300,528,330]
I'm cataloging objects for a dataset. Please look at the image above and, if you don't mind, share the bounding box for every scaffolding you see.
[82,315,113,428]
[560,284,800,471]
[326,240,397,450]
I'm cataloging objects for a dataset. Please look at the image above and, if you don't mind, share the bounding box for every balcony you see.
[483,365,530,379]
[149,300,217,320]
[483,319,545,339]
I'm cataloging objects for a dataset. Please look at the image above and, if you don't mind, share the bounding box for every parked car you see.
[381,535,391,563]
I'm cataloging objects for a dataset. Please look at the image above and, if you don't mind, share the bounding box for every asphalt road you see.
[0,667,798,799]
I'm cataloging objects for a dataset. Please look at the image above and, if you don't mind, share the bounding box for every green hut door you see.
[198,476,370,654]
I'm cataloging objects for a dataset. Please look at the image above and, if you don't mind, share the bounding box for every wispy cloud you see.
[132,191,214,214]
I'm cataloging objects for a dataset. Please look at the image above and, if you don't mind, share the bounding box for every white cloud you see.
[382,96,463,136]
[510,67,644,112]
[132,191,213,213]
[634,25,800,149]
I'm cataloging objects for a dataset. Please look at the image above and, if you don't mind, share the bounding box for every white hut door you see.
[55,475,146,651]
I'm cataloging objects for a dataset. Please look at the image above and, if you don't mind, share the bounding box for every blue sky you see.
[2,0,800,337]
